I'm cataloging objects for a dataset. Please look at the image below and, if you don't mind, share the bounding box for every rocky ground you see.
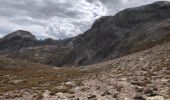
[0,42,170,100]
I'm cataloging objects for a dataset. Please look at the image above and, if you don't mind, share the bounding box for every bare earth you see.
[0,42,170,100]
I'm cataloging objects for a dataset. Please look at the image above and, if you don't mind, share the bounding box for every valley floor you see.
[0,42,170,100]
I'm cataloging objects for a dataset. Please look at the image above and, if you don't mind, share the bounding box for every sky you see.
[0,0,169,39]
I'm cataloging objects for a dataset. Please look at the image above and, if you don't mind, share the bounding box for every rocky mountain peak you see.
[0,30,38,52]
[67,1,170,66]
[1,1,170,67]
[3,30,37,41]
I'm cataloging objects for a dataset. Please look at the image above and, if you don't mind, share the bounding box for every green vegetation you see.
[0,57,103,94]
[0,57,82,93]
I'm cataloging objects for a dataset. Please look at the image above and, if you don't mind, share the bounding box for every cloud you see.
[0,0,170,39]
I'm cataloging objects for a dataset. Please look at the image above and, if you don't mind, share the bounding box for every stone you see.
[11,79,26,84]
[64,81,76,87]
[87,95,96,99]
[133,94,146,100]
[101,90,111,96]
[143,88,154,96]
[146,96,165,100]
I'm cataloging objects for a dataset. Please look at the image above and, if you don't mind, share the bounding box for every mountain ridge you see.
[0,1,170,99]
[0,35,170,100]
[1,1,170,67]
[63,1,170,66]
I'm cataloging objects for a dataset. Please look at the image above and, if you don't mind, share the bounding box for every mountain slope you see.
[0,31,73,66]
[1,1,170,67]
[69,41,170,100]
[0,30,37,53]
[0,40,169,100]
[65,1,170,66]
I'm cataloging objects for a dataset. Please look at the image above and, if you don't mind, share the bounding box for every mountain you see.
[0,35,170,100]
[1,1,170,67]
[0,30,74,66]
[63,1,170,66]
[0,1,170,100]
[0,30,37,52]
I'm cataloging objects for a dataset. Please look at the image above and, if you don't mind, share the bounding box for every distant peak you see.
[3,30,37,41]
[12,30,33,36]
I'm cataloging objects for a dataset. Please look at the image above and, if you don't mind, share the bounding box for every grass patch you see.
[0,57,98,94]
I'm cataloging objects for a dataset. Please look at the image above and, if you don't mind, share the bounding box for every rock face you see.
[0,30,37,53]
[1,1,170,66]
[12,44,73,66]
[2,30,36,41]
[0,30,73,66]
[63,1,170,66]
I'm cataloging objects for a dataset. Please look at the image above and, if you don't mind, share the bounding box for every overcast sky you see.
[0,0,169,39]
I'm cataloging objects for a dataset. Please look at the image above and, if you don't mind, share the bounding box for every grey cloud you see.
[0,0,170,39]
[0,0,83,19]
